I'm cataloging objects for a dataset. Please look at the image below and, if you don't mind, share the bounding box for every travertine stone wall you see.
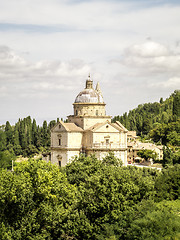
[68,116,111,130]
[73,103,106,117]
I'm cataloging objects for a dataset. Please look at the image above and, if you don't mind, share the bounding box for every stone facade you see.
[50,75,128,166]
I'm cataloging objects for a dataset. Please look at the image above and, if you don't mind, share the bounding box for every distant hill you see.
[112,90,180,146]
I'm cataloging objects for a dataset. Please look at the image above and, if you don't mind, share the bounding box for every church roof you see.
[74,75,104,104]
[51,120,83,132]
[75,88,101,103]
[85,122,103,131]
[63,123,83,132]
[114,121,128,132]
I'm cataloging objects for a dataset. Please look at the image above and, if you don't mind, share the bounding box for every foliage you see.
[65,154,158,239]
[0,150,15,169]
[102,151,123,166]
[173,90,180,117]
[162,146,180,167]
[0,117,57,159]
[0,159,78,239]
[112,90,180,146]
[137,149,158,162]
[155,164,180,201]
[126,200,180,240]
[0,155,180,239]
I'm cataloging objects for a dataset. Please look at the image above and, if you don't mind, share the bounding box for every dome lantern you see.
[85,74,93,89]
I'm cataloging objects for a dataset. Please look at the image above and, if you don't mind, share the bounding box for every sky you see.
[0,0,180,125]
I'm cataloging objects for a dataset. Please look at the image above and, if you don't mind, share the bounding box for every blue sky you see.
[0,0,180,124]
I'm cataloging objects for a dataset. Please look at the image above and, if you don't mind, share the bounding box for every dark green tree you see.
[173,90,180,117]
[155,164,180,201]
[162,146,173,167]
[5,121,13,144]
[0,150,15,169]
[0,126,7,151]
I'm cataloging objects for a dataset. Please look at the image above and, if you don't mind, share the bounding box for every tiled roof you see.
[63,123,83,132]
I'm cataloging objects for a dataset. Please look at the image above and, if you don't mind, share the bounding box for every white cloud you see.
[0,46,92,98]
[120,40,180,74]
[149,77,180,89]
[125,41,170,57]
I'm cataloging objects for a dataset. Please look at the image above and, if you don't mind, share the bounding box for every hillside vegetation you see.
[112,90,180,146]
[0,117,58,168]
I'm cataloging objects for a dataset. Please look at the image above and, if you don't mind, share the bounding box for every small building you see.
[50,75,128,167]
[127,131,138,142]
[128,140,163,163]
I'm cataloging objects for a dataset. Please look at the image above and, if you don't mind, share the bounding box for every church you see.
[50,75,128,166]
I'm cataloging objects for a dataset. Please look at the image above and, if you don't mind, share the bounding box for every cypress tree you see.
[173,90,180,117]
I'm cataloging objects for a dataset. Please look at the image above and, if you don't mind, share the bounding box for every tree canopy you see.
[0,154,180,239]
[112,90,180,146]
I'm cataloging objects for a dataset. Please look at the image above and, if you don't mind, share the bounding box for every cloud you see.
[0,46,91,98]
[149,77,180,89]
[119,40,180,75]
[125,41,170,57]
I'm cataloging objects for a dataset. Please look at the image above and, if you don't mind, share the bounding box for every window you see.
[76,110,78,116]
[106,139,109,144]
[59,125,61,129]
[57,134,62,146]
[96,110,98,116]
[58,161,61,167]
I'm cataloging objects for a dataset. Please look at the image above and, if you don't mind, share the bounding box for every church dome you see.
[74,75,104,104]
[75,89,99,103]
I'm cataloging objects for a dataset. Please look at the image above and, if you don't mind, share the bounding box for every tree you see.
[0,159,78,239]
[102,152,122,167]
[126,200,180,240]
[0,126,7,151]
[65,154,156,239]
[42,120,49,147]
[0,150,15,169]
[5,121,13,144]
[137,149,158,162]
[173,90,180,117]
[142,118,152,135]
[162,146,173,167]
[32,119,37,145]
[155,164,180,201]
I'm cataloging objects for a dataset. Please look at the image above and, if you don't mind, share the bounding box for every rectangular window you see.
[58,161,61,167]
[59,138,61,146]
[106,139,109,144]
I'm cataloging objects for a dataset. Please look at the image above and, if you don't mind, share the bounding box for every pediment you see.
[115,121,128,132]
[51,120,67,132]
[88,121,121,133]
[51,120,83,133]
